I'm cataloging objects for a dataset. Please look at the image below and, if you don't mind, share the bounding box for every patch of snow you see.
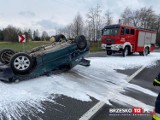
[126,83,157,97]
[0,52,160,119]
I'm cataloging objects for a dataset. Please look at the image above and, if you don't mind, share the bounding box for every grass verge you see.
[0,41,104,53]
[0,41,51,52]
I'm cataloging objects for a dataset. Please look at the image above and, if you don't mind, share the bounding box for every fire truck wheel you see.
[128,52,133,55]
[143,47,149,56]
[10,53,34,75]
[139,47,149,56]
[106,50,112,55]
[139,52,143,56]
[122,47,129,57]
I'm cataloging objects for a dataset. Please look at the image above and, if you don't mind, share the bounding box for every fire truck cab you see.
[101,24,156,57]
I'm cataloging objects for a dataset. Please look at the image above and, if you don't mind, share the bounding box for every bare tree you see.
[71,13,84,37]
[65,24,74,38]
[84,21,93,41]
[104,9,112,25]
[55,25,74,39]
[87,4,102,41]
[121,7,157,29]
[155,14,160,44]
[131,10,141,26]
[121,7,133,25]
[58,13,84,39]
[156,14,160,32]
[139,7,157,29]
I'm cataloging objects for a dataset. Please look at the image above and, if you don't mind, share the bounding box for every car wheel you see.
[106,50,112,55]
[0,49,15,64]
[10,53,34,75]
[75,35,87,50]
[122,47,129,57]
[55,34,67,42]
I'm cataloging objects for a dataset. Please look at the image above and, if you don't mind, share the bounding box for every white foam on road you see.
[0,52,160,120]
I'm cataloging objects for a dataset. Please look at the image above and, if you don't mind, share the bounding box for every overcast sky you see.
[0,0,160,36]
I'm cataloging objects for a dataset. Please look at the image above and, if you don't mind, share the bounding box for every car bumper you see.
[104,44,123,51]
[111,44,123,51]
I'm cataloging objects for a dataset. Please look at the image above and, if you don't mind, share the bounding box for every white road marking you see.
[79,102,105,120]
[79,65,146,120]
[127,65,146,82]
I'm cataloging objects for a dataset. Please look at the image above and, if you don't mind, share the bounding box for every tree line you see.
[0,5,160,44]
[57,5,160,44]
[0,26,50,42]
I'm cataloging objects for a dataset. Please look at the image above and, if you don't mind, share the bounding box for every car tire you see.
[122,47,129,57]
[10,53,34,75]
[128,52,133,55]
[75,35,87,50]
[139,47,149,56]
[55,34,67,42]
[143,47,149,56]
[106,50,112,55]
[139,52,143,56]
[0,49,15,64]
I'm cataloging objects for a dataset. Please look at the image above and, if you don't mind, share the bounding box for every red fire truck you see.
[101,24,156,57]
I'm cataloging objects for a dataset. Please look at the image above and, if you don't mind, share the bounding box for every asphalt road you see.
[92,62,160,120]
[92,50,160,120]
[2,49,160,120]
[20,96,98,120]
[23,49,160,120]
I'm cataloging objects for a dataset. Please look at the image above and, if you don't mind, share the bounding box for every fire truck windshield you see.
[102,27,119,36]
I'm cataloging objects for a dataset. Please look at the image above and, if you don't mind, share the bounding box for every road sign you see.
[18,34,26,43]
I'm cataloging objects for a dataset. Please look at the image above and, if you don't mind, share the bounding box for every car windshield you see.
[102,27,120,36]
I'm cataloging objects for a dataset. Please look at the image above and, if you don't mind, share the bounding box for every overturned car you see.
[0,35,90,82]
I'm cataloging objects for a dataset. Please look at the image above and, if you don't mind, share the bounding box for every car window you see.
[121,27,125,35]
[126,28,130,34]
[102,27,120,36]
[131,29,135,35]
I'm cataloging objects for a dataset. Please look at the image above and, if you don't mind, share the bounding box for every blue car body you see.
[0,35,90,82]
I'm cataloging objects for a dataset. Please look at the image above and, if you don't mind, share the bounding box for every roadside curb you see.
[79,65,146,120]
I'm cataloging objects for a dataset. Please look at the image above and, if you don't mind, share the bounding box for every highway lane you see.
[37,50,160,120]
[92,51,160,120]
[1,49,159,120]
[21,51,138,120]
